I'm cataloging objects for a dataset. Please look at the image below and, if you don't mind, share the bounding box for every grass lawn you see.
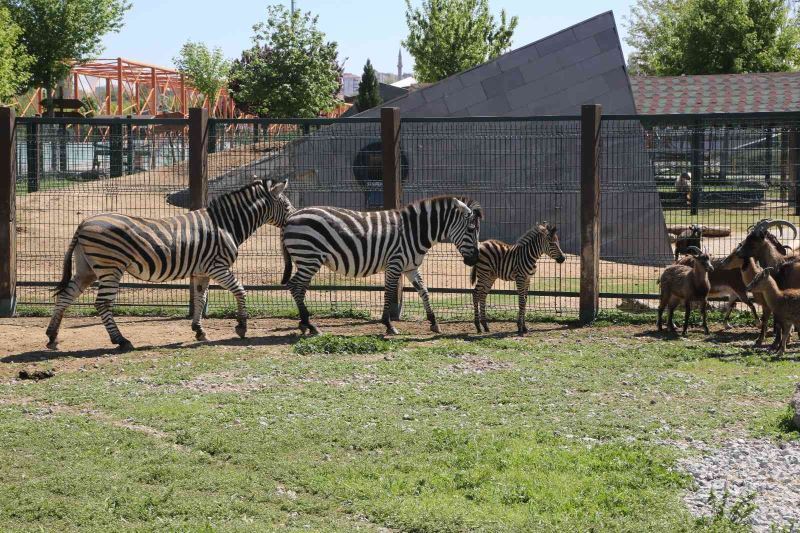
[0,316,798,531]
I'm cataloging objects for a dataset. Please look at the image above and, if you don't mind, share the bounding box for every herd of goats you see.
[37,176,800,355]
[660,218,800,356]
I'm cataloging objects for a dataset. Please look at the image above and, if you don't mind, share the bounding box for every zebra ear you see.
[453,199,472,217]
[270,179,288,196]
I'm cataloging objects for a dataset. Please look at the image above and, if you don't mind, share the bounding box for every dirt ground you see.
[0,316,583,373]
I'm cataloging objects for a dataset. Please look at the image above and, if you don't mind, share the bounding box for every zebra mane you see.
[207,180,266,212]
[415,195,482,217]
[513,223,550,248]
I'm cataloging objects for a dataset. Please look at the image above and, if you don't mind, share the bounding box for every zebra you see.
[281,196,482,335]
[46,178,294,351]
[471,222,566,335]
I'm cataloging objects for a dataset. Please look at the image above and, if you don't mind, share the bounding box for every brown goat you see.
[746,263,800,356]
[676,255,759,329]
[658,247,714,336]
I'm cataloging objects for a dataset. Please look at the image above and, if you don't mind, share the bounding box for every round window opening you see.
[352,141,409,184]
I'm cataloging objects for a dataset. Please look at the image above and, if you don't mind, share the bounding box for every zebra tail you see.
[281,242,292,285]
[53,230,79,296]
[470,266,477,286]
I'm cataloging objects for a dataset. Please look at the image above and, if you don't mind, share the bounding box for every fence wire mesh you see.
[11,113,800,321]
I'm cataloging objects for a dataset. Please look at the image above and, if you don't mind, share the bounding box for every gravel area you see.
[680,438,800,531]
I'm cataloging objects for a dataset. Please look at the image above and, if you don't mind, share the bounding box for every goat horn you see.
[765,219,798,240]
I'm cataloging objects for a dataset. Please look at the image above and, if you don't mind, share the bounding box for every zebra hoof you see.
[46,339,58,350]
[481,322,490,332]
[385,326,399,336]
[117,340,134,352]
[235,325,247,339]
[195,332,209,342]
[430,323,442,334]
[474,323,481,333]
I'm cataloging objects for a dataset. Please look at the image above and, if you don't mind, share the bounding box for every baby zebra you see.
[46,178,293,350]
[471,223,566,335]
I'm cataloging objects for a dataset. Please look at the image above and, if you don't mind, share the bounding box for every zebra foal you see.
[281,196,482,335]
[471,223,566,335]
[46,178,293,350]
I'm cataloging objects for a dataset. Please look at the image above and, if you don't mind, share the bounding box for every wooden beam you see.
[579,104,602,325]
[116,58,123,115]
[180,74,186,115]
[150,67,157,115]
[73,73,79,100]
[0,107,16,316]
[381,106,402,320]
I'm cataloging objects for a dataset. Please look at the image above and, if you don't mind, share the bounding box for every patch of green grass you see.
[3,321,800,530]
[292,334,399,355]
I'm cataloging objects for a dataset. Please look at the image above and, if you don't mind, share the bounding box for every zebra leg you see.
[516,276,529,335]
[210,268,247,339]
[405,269,439,334]
[94,269,132,350]
[381,264,403,335]
[472,286,481,333]
[191,274,210,341]
[479,279,493,332]
[46,270,96,350]
[288,260,322,335]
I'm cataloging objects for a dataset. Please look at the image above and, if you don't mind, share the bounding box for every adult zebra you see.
[46,178,293,350]
[281,196,482,335]
[471,223,565,335]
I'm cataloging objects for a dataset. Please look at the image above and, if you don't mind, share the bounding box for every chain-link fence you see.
[6,111,800,320]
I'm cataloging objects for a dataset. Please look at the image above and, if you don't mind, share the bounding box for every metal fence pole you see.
[189,108,209,316]
[690,120,704,215]
[792,129,800,215]
[0,107,16,316]
[579,104,601,325]
[109,122,123,178]
[26,121,38,193]
[381,106,403,320]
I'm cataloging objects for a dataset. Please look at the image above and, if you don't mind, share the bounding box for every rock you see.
[790,383,800,431]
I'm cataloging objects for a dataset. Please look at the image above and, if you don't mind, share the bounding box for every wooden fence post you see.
[189,108,209,315]
[0,107,16,317]
[579,104,601,325]
[381,107,403,320]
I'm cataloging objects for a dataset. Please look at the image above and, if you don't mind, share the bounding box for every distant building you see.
[397,49,403,79]
[341,73,361,97]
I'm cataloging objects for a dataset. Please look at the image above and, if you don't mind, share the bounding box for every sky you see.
[101,0,637,75]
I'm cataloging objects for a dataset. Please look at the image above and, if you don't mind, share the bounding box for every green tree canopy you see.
[228,4,342,118]
[403,0,518,83]
[356,59,381,111]
[626,0,800,75]
[3,0,130,113]
[173,41,230,115]
[0,5,31,104]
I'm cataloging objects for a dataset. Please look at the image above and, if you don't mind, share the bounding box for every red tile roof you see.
[630,72,800,114]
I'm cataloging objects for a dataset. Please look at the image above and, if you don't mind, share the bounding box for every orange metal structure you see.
[14,57,240,118]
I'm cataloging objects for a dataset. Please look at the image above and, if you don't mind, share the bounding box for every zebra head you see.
[256,178,294,227]
[449,198,482,266]
[544,223,566,264]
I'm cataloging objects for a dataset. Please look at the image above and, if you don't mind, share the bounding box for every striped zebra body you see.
[46,179,293,350]
[282,196,482,335]
[471,223,565,335]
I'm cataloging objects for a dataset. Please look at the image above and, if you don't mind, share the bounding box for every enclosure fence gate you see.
[1,105,799,323]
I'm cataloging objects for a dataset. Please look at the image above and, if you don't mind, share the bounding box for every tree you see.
[228,5,342,118]
[0,5,31,104]
[626,0,800,75]
[403,0,518,83]
[3,0,130,114]
[174,41,230,116]
[356,59,381,111]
